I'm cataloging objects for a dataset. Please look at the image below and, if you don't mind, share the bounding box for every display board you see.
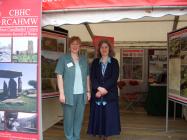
[0,0,42,139]
[41,28,68,99]
[168,27,187,104]
[121,49,144,80]
[148,49,167,84]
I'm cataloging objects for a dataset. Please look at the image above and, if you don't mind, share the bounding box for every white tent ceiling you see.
[43,9,187,47]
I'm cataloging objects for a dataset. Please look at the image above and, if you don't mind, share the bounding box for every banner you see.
[0,0,41,140]
[168,27,187,104]
[42,0,187,11]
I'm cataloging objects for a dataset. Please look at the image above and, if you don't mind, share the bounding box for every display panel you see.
[0,0,41,139]
[168,27,187,104]
[121,49,144,80]
[148,49,167,84]
[41,29,68,98]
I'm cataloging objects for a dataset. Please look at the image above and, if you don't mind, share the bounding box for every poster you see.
[0,0,41,139]
[168,27,187,104]
[121,49,144,80]
[148,49,167,84]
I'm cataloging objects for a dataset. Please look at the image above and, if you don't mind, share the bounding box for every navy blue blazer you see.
[90,57,119,102]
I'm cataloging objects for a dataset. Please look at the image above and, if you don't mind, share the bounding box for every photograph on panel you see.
[41,31,66,95]
[0,111,5,130]
[12,37,38,63]
[181,65,187,98]
[0,37,11,62]
[41,50,60,94]
[0,63,37,112]
[5,111,37,133]
[169,38,181,58]
[181,52,187,65]
[181,36,187,51]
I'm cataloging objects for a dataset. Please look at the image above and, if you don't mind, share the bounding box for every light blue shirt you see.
[99,57,111,76]
[96,57,111,106]
[73,62,83,94]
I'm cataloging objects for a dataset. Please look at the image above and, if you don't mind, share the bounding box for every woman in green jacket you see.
[55,36,91,140]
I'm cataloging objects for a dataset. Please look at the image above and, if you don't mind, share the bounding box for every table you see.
[145,84,182,116]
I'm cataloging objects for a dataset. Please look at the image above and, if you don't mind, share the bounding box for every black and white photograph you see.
[5,112,37,133]
[0,37,11,62]
[0,111,5,130]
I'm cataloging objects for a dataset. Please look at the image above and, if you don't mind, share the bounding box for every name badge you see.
[67,62,73,68]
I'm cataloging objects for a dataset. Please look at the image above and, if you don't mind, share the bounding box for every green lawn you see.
[12,54,37,63]
[0,95,37,112]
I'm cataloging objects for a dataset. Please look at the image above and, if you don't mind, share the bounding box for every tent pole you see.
[172,16,179,31]
[166,33,170,132]
[174,102,176,120]
[166,88,169,132]
[84,23,94,39]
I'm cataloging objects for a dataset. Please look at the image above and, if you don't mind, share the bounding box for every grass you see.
[0,95,37,112]
[12,54,37,63]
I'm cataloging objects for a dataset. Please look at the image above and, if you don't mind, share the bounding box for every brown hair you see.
[68,36,81,46]
[97,39,115,57]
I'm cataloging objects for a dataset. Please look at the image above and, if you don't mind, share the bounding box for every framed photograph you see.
[42,29,67,52]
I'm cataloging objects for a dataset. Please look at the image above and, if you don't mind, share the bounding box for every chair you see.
[118,80,140,110]
[117,80,126,89]
[123,92,139,110]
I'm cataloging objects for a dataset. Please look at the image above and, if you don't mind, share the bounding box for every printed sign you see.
[0,0,41,139]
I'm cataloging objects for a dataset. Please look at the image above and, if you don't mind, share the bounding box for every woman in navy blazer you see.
[87,40,121,140]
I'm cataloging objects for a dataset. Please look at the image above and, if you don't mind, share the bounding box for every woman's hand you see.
[59,93,65,103]
[87,91,91,101]
[57,75,65,103]
[95,91,102,98]
[98,87,108,95]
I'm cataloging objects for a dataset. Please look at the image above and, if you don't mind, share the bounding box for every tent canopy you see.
[42,1,187,45]
[42,0,187,11]
[43,11,187,45]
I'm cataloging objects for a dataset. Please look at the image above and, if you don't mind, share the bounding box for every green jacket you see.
[55,53,89,105]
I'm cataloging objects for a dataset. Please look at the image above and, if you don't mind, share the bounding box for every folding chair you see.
[123,92,138,110]
[119,80,140,110]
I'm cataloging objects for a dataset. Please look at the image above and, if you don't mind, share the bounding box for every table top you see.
[149,84,167,86]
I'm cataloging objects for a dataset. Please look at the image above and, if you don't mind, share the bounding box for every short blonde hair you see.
[69,36,81,46]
